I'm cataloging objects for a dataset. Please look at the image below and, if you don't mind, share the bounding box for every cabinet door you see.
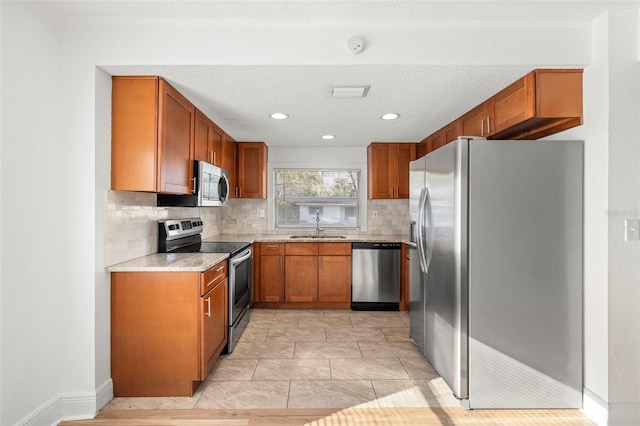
[201,279,228,378]
[318,255,351,303]
[221,136,236,198]
[111,77,159,192]
[492,73,534,135]
[367,143,393,199]
[285,256,318,302]
[237,142,267,199]
[460,102,490,138]
[194,109,222,166]
[443,121,461,145]
[158,79,195,194]
[259,255,284,302]
[395,143,415,199]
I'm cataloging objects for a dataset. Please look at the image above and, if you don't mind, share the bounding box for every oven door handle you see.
[231,249,252,266]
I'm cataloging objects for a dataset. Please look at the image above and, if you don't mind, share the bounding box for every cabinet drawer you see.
[286,242,319,256]
[201,260,227,296]
[261,242,284,255]
[318,242,352,256]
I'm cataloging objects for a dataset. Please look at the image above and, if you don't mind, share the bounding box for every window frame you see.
[274,168,361,230]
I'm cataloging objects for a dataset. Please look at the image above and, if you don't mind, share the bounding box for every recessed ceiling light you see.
[380,113,401,120]
[322,135,336,140]
[270,112,289,120]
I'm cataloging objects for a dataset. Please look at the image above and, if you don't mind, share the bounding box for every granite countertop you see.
[203,234,410,243]
[107,234,409,273]
[107,252,229,272]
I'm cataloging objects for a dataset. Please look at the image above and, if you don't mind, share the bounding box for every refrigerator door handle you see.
[417,187,429,273]
[424,186,434,271]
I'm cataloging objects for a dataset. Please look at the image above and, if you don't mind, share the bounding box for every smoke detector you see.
[347,36,365,54]
[330,86,370,98]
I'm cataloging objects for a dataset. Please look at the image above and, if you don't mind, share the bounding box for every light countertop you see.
[203,234,409,243]
[107,252,229,272]
[107,234,409,272]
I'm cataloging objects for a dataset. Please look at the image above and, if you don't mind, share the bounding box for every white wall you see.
[1,2,637,425]
[0,4,68,425]
[604,10,640,425]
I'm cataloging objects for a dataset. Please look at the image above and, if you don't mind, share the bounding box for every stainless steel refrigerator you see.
[409,137,583,409]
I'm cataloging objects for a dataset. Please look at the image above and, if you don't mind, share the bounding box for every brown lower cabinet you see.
[255,242,351,309]
[111,261,228,397]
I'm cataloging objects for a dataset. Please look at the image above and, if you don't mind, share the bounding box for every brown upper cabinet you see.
[367,143,416,199]
[221,136,237,198]
[489,69,583,139]
[417,68,583,158]
[112,76,196,194]
[236,142,268,199]
[463,69,583,140]
[194,109,223,167]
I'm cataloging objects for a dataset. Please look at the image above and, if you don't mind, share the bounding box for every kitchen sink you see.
[289,235,347,239]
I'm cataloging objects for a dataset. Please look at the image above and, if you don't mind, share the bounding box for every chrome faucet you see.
[315,209,323,236]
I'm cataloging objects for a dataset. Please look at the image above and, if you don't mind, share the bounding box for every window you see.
[275,169,360,229]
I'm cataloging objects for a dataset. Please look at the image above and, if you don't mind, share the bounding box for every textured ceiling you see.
[41,1,637,147]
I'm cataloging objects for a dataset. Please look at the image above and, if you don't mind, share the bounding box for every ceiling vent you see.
[330,86,370,98]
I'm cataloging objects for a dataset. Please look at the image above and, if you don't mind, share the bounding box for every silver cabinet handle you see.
[205,297,211,317]
[215,264,224,272]
[192,177,196,194]
[487,116,491,134]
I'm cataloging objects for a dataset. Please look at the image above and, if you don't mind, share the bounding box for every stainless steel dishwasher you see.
[351,242,401,311]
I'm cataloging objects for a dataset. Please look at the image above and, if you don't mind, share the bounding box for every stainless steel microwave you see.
[157,161,229,207]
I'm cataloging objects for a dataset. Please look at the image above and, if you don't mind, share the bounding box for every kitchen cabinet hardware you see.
[205,296,211,317]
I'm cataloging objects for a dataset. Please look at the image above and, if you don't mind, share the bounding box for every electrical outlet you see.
[372,210,378,219]
[625,219,639,241]
[256,209,265,218]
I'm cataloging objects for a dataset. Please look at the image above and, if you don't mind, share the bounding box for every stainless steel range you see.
[158,218,252,353]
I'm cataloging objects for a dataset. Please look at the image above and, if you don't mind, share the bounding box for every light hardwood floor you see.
[61,310,594,426]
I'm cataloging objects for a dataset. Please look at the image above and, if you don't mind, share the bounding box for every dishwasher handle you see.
[352,242,401,250]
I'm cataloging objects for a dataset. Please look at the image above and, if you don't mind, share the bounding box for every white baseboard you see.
[583,387,609,426]
[15,379,113,426]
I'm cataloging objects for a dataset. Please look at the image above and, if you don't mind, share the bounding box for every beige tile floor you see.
[103,309,460,411]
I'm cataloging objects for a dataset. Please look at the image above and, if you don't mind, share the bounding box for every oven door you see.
[230,247,252,325]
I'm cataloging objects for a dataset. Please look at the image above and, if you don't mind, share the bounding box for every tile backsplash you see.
[366,199,410,235]
[105,193,409,266]
[105,190,223,266]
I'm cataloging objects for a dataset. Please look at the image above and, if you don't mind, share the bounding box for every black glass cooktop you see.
[199,242,251,257]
